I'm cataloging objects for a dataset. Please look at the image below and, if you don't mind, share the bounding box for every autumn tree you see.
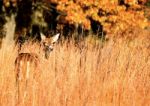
[0,0,150,40]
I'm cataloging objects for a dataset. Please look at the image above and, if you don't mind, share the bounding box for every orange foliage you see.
[3,0,17,7]
[47,0,149,37]
[2,0,150,38]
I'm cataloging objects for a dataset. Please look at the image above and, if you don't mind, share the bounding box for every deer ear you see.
[52,33,60,43]
[40,33,46,40]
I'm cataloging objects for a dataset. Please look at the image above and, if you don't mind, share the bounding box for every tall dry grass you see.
[0,32,150,106]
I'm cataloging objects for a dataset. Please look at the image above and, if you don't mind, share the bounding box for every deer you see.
[14,33,59,105]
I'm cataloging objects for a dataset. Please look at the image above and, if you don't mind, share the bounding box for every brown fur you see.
[15,53,39,105]
[14,33,59,105]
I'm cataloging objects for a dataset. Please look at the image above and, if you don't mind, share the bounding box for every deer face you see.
[40,33,60,59]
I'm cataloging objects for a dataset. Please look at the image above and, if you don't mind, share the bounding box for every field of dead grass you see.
[0,32,150,106]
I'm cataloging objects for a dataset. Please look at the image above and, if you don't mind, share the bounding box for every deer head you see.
[40,33,60,59]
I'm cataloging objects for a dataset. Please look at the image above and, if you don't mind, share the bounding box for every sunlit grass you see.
[0,33,150,106]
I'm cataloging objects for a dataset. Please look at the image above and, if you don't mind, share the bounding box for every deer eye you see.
[42,42,46,45]
[52,41,55,44]
[43,42,48,46]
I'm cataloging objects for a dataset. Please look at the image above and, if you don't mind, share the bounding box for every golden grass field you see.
[0,31,150,106]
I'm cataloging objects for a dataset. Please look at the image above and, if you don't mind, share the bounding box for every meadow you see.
[0,30,150,106]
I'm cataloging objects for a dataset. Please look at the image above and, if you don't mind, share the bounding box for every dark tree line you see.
[0,0,150,44]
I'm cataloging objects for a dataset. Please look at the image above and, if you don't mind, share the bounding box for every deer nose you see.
[44,46,53,59]
[45,45,53,52]
[48,45,53,51]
